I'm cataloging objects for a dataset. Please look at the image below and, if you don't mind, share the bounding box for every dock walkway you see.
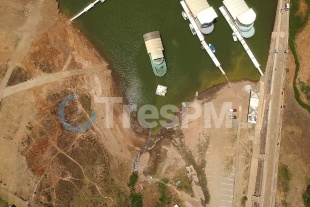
[219,6,264,76]
[180,1,229,82]
[70,0,104,22]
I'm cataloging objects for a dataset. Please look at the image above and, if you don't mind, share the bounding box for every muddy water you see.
[58,0,276,108]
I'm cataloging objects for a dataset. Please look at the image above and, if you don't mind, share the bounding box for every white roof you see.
[155,85,167,96]
[237,8,256,25]
[145,38,164,60]
[249,98,259,114]
[248,90,259,123]
[185,0,210,15]
[196,7,218,24]
[223,0,255,22]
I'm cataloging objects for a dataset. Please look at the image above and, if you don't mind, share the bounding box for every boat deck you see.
[143,31,167,77]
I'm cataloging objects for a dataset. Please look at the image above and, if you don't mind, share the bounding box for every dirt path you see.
[0,0,44,101]
[2,65,106,98]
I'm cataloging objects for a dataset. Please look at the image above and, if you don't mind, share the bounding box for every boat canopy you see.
[184,0,210,16]
[237,8,256,25]
[196,7,218,25]
[223,0,253,20]
[143,31,164,60]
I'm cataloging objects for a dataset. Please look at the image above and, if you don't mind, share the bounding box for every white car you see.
[228,108,237,112]
[285,3,290,10]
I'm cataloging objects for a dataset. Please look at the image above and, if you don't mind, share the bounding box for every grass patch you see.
[278,164,291,193]
[241,196,247,206]
[128,172,139,189]
[0,197,9,207]
[79,93,92,113]
[161,178,169,184]
[128,172,143,207]
[303,184,310,207]
[289,0,310,112]
[173,169,194,197]
[154,182,182,207]
[157,183,168,204]
[285,68,289,73]
[299,81,310,100]
[130,192,143,207]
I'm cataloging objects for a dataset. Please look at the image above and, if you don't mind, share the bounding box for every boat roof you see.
[196,7,218,24]
[223,0,256,24]
[185,0,210,16]
[143,31,164,60]
[237,8,256,25]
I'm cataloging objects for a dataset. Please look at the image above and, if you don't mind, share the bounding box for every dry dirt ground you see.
[275,12,310,207]
[0,0,144,206]
[294,0,310,106]
[0,0,264,207]
[138,81,257,207]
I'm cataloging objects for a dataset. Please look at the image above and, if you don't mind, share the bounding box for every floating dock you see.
[155,85,168,96]
[70,0,105,22]
[180,0,230,83]
[219,6,264,76]
[143,31,167,77]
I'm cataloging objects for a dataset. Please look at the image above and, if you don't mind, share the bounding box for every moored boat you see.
[143,31,167,77]
[209,44,215,53]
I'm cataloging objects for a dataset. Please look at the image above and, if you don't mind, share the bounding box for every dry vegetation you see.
[0,0,139,206]
[276,0,310,203]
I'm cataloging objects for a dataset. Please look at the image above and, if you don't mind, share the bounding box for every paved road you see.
[259,0,290,206]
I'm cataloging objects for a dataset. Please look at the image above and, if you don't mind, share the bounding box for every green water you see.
[58,0,277,108]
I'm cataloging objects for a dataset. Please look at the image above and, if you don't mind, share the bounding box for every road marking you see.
[220,194,233,197]
[223,178,234,181]
[221,189,233,191]
[222,183,233,186]
[221,200,233,203]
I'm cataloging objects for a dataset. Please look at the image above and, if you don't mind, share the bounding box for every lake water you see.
[58,0,277,109]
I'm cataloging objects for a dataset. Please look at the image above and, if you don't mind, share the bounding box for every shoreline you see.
[57,2,265,110]
[63,10,259,103]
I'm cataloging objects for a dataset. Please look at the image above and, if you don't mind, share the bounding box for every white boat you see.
[189,24,196,35]
[182,11,188,20]
[209,44,215,53]
[232,32,237,41]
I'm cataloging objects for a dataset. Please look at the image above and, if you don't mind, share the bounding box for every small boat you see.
[143,31,167,77]
[232,33,237,41]
[209,44,215,53]
[182,11,188,20]
[189,24,196,35]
